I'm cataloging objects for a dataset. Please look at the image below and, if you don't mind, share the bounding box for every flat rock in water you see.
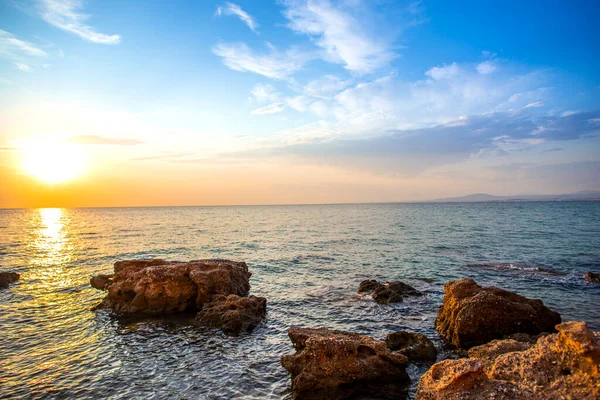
[416,321,600,400]
[0,271,20,289]
[197,294,266,334]
[585,271,600,283]
[281,327,410,399]
[435,278,561,349]
[357,279,423,304]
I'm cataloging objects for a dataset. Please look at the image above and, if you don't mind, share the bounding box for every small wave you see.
[465,262,566,276]
[290,254,336,263]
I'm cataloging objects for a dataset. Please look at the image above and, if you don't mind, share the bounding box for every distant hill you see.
[431,190,600,203]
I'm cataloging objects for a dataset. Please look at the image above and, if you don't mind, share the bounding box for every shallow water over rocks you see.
[1,202,599,398]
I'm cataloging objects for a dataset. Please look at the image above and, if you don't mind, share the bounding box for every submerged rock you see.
[357,279,423,304]
[585,271,600,283]
[0,271,19,289]
[91,259,251,314]
[281,327,410,399]
[435,278,561,349]
[197,294,266,334]
[416,321,600,400]
[386,331,437,362]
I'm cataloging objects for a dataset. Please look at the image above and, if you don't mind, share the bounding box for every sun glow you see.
[22,139,86,184]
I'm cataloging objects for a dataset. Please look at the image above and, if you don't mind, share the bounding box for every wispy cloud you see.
[70,135,144,146]
[282,0,397,74]
[212,42,312,79]
[251,102,285,115]
[15,62,33,72]
[250,83,280,103]
[37,0,121,44]
[216,2,258,33]
[0,29,48,58]
[477,61,497,74]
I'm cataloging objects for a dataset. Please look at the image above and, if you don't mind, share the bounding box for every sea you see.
[1,202,599,399]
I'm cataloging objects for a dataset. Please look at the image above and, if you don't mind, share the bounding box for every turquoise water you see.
[1,202,599,399]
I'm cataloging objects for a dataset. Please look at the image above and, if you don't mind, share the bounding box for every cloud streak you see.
[216,2,258,33]
[37,0,121,44]
[251,103,285,115]
[70,135,144,146]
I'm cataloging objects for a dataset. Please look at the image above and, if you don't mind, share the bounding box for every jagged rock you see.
[416,321,600,400]
[386,331,437,362]
[435,278,560,349]
[91,259,251,314]
[90,274,113,290]
[0,271,19,289]
[197,294,266,334]
[357,279,383,293]
[281,327,410,399]
[467,339,532,360]
[585,271,600,283]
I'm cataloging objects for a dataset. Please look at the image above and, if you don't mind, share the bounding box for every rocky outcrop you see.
[435,278,560,349]
[91,259,251,313]
[0,271,19,289]
[197,294,266,334]
[415,321,600,400]
[585,271,600,283]
[357,279,423,304]
[386,331,437,362]
[281,327,410,399]
[91,259,265,333]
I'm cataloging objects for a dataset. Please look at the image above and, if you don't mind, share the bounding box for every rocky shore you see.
[89,260,598,399]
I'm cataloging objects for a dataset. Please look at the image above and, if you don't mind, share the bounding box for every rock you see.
[585,271,600,283]
[467,339,532,360]
[435,278,561,349]
[281,327,410,399]
[386,331,437,362]
[373,281,423,304]
[91,259,252,314]
[0,271,20,289]
[357,279,383,293]
[197,294,266,334]
[90,274,113,290]
[416,321,600,400]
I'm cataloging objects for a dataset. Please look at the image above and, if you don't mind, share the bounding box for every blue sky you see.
[0,0,599,206]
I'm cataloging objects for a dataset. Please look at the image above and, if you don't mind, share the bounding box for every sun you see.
[22,139,86,184]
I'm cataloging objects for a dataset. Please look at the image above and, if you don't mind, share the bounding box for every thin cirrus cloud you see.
[216,2,259,33]
[37,0,121,44]
[251,102,285,115]
[282,0,397,74]
[70,135,144,146]
[250,83,280,103]
[0,29,47,71]
[212,42,313,80]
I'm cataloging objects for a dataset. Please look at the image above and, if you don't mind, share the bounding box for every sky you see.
[0,0,599,207]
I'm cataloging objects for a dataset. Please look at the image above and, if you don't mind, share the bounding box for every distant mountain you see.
[431,190,600,203]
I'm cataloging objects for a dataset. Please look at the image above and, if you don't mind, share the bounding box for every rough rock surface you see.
[416,321,600,400]
[585,271,600,283]
[386,331,437,362]
[197,294,266,334]
[467,339,532,360]
[0,271,20,289]
[435,278,561,349]
[91,259,252,314]
[281,327,410,399]
[357,279,423,304]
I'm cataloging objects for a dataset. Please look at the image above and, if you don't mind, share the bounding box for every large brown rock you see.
[0,271,19,289]
[435,278,560,349]
[415,321,600,400]
[91,259,251,314]
[386,331,437,362]
[585,271,600,283]
[197,294,266,334]
[281,327,410,399]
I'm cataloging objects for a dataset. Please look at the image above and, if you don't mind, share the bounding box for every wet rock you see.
[90,274,113,291]
[0,271,19,289]
[373,281,423,304]
[197,294,266,334]
[386,331,437,362]
[281,327,410,399]
[357,279,383,293]
[585,271,600,283]
[416,321,600,400]
[91,259,252,314]
[435,278,561,349]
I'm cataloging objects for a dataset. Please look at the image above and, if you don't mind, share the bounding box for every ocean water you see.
[1,202,599,399]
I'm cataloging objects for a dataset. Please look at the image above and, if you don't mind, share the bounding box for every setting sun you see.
[22,139,86,184]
